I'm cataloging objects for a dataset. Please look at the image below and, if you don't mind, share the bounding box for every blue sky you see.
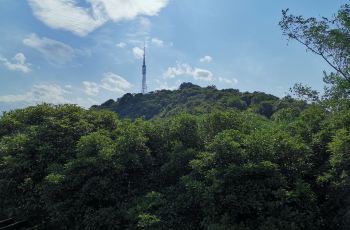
[0,0,347,112]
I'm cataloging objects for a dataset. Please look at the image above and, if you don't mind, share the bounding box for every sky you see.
[0,0,348,112]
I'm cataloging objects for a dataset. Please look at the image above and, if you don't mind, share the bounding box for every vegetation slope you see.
[93,82,305,120]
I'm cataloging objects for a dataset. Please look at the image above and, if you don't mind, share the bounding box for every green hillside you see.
[93,82,306,120]
[1,96,350,229]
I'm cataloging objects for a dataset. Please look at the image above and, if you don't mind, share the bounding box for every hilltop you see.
[92,82,306,120]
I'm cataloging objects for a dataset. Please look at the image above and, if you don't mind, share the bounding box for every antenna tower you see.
[142,43,147,94]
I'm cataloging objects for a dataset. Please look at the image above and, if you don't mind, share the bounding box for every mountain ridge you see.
[92,82,306,120]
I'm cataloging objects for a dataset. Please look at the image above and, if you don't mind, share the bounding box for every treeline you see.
[0,101,349,229]
[93,82,306,120]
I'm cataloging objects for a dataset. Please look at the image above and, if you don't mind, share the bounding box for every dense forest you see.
[1,4,350,230]
[92,82,299,120]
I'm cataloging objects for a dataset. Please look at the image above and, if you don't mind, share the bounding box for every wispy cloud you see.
[116,42,126,48]
[0,83,99,109]
[0,53,31,73]
[23,33,76,65]
[164,63,214,81]
[139,17,151,32]
[218,77,238,85]
[83,72,132,96]
[126,17,152,43]
[0,83,69,104]
[151,38,164,47]
[83,82,100,96]
[200,55,213,63]
[132,46,144,59]
[28,0,169,36]
[101,72,133,92]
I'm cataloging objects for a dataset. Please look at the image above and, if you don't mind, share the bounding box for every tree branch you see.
[292,35,350,83]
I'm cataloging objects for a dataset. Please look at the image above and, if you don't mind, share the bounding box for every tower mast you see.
[142,43,147,94]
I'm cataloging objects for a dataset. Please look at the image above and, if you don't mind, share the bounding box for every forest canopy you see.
[92,82,300,120]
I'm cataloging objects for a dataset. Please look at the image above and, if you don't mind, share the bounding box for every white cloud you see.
[0,83,69,104]
[83,81,100,96]
[101,72,133,92]
[28,0,169,36]
[132,46,144,59]
[116,42,126,48]
[164,63,213,81]
[23,33,75,65]
[28,0,105,37]
[83,72,132,96]
[193,68,214,81]
[151,38,163,47]
[200,55,213,63]
[0,83,100,109]
[218,77,238,85]
[0,53,31,73]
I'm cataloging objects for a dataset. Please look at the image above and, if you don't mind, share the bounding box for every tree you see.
[280,5,350,83]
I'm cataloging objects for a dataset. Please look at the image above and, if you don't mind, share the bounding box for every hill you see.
[1,97,349,229]
[92,82,306,120]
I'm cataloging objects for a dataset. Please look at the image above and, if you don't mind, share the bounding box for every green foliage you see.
[0,100,347,229]
[94,83,286,120]
[76,131,116,159]
[290,83,320,103]
[137,214,161,229]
